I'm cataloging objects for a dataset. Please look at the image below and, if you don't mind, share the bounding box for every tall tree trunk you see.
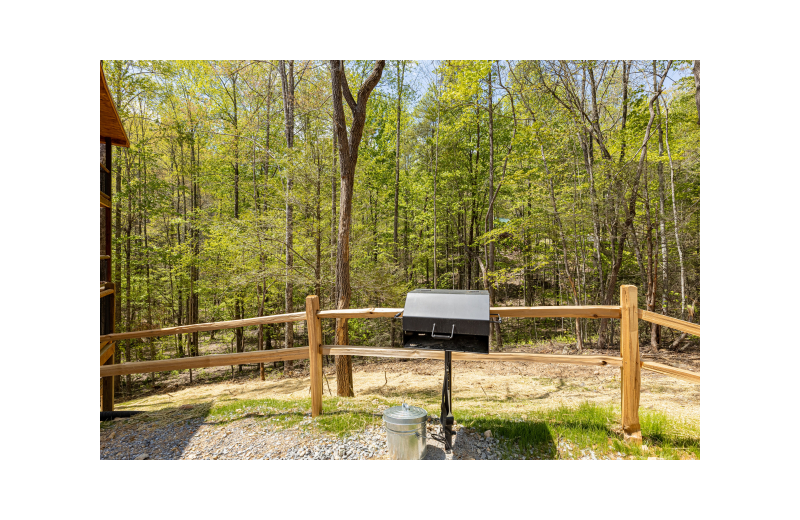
[580,132,604,305]
[641,153,658,351]
[393,60,405,263]
[142,137,155,382]
[219,68,244,370]
[173,145,185,359]
[279,60,296,371]
[486,66,499,347]
[329,59,386,397]
[264,69,273,215]
[125,147,132,393]
[663,98,687,322]
[587,63,612,160]
[331,124,338,311]
[692,60,700,126]
[433,68,440,289]
[257,280,268,380]
[618,60,630,164]
[190,139,200,357]
[315,139,322,298]
[655,62,669,348]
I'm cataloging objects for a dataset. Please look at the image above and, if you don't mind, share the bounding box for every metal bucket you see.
[383,403,427,460]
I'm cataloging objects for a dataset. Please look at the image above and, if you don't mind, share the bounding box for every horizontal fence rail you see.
[492,305,622,319]
[317,308,403,318]
[638,309,700,336]
[640,361,700,383]
[99,344,699,383]
[99,311,306,342]
[321,345,623,366]
[99,346,311,378]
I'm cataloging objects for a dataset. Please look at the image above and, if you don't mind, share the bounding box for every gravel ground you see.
[101,415,387,460]
[100,415,649,461]
[101,414,515,461]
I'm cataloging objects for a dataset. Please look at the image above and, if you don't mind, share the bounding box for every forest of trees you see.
[101,60,700,396]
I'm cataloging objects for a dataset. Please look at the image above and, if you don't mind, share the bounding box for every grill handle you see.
[431,323,455,340]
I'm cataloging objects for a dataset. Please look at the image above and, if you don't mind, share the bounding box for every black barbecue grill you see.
[402,289,492,354]
[399,289,498,452]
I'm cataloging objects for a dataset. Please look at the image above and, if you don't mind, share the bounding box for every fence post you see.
[306,295,323,417]
[620,285,642,444]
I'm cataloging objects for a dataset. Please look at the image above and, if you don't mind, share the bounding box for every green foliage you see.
[105,59,700,372]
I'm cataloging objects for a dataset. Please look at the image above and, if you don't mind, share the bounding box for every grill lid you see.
[402,289,491,337]
[383,403,428,425]
[403,289,489,321]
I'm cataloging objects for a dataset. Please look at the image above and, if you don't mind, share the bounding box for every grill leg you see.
[441,350,454,452]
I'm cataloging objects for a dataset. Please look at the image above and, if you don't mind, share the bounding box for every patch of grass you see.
[206,397,309,428]
[638,408,700,459]
[455,401,612,456]
[314,410,381,436]
[311,397,383,437]
[202,396,389,436]
[438,400,699,460]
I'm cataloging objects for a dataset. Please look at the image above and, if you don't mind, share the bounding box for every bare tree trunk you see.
[330,59,386,397]
[642,152,658,351]
[655,62,669,348]
[663,98,687,321]
[315,143,322,299]
[580,132,604,303]
[190,139,200,358]
[279,60,295,372]
[393,61,405,263]
[434,67,440,289]
[331,124,338,311]
[258,282,265,380]
[618,60,630,163]
[486,66,500,347]
[692,60,700,125]
[264,70,273,214]
[125,147,132,393]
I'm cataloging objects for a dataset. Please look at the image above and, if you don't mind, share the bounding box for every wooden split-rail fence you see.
[100,285,699,444]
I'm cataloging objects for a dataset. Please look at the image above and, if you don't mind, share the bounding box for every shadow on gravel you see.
[100,403,213,460]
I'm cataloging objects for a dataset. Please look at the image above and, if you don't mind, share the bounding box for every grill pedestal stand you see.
[440,350,454,453]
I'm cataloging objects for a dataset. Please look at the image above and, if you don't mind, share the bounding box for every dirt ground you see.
[115,343,700,424]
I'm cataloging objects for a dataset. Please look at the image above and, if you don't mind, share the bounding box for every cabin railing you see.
[100,285,699,443]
